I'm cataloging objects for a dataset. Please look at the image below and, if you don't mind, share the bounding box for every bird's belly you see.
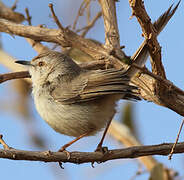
[34,95,120,137]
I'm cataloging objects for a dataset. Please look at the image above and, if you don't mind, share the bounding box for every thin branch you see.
[11,0,18,10]
[129,0,166,78]
[168,119,184,160]
[25,8,32,25]
[0,71,30,83]
[0,135,10,149]
[0,141,184,164]
[24,8,48,53]
[0,2,24,23]
[49,3,65,32]
[72,0,90,30]
[76,11,102,37]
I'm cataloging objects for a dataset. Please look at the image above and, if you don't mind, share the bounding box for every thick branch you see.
[128,1,184,114]
[98,0,120,49]
[0,18,127,69]
[0,142,184,163]
[98,0,127,63]
[0,4,184,117]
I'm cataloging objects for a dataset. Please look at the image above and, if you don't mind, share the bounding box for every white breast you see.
[32,86,120,137]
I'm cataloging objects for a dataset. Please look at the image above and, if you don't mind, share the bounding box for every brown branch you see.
[0,3,184,117]
[24,8,48,53]
[131,64,184,96]
[0,141,184,164]
[129,0,166,78]
[11,0,18,11]
[0,2,24,23]
[168,119,184,160]
[0,71,30,83]
[98,0,128,77]
[49,3,65,32]
[72,0,90,30]
[127,2,180,76]
[0,135,10,149]
[98,0,120,49]
[128,1,184,115]
[0,18,127,69]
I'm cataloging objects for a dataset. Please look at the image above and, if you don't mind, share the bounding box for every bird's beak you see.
[15,60,32,66]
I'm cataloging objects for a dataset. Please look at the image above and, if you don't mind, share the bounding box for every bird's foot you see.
[95,145,108,154]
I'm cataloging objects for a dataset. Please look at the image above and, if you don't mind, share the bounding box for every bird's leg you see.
[59,132,88,152]
[58,132,88,160]
[95,117,113,153]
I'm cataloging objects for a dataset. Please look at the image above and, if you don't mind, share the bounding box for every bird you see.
[16,51,139,152]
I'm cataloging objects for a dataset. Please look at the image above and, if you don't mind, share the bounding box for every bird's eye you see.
[38,61,45,67]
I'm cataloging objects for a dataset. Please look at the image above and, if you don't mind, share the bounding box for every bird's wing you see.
[51,68,140,104]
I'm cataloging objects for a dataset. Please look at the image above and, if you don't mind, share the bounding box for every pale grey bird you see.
[16,2,180,152]
[16,51,139,151]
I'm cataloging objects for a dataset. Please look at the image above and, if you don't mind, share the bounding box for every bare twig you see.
[0,135,10,149]
[25,8,32,25]
[72,0,90,30]
[0,2,24,23]
[24,8,48,53]
[49,3,65,32]
[76,11,102,37]
[168,119,184,160]
[0,141,184,163]
[86,0,91,25]
[129,0,167,78]
[11,0,18,10]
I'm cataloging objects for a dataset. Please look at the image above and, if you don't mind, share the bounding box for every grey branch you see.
[0,142,184,164]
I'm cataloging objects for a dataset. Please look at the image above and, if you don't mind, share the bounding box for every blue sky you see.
[0,0,184,180]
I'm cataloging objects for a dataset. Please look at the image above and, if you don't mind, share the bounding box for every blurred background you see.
[0,0,184,179]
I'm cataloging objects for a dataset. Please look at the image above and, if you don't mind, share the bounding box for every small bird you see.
[15,2,180,151]
[16,51,139,151]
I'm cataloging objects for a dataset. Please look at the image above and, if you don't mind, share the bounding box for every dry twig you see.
[168,119,184,160]
[0,135,10,149]
[24,8,48,53]
[72,0,91,30]
[76,11,102,37]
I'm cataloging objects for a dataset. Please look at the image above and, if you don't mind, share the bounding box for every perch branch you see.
[0,140,184,164]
